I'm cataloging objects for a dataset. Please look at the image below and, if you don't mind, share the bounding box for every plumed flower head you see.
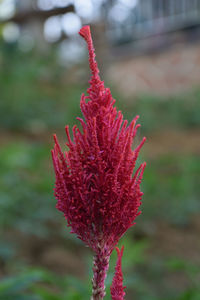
[51,25,146,255]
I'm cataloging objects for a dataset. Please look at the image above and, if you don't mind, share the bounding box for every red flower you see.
[110,246,126,300]
[51,25,146,299]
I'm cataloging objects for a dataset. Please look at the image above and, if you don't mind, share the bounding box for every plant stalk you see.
[91,251,110,300]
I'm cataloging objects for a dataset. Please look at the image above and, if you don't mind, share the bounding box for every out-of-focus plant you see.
[0,267,90,300]
[51,26,146,299]
[0,141,55,237]
[143,154,200,225]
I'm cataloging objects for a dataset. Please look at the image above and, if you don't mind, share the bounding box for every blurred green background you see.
[0,1,200,300]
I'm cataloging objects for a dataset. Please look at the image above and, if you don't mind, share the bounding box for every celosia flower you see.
[51,25,146,299]
[110,246,126,300]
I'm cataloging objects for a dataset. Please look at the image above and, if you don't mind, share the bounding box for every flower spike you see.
[111,246,126,300]
[51,25,146,300]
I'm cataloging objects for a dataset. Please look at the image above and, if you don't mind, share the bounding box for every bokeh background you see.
[0,0,200,299]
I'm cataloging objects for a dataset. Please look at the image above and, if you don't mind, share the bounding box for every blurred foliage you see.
[0,45,200,300]
[0,141,54,236]
[143,154,200,224]
[0,238,199,300]
[0,267,90,300]
[0,45,83,134]
[120,90,200,133]
[0,45,200,134]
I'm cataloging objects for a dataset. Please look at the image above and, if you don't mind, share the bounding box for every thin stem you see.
[91,251,110,300]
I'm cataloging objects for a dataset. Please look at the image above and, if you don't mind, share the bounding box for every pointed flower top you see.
[79,26,100,78]
[51,25,146,255]
[110,246,126,300]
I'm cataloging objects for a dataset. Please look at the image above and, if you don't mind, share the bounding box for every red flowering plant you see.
[51,25,146,300]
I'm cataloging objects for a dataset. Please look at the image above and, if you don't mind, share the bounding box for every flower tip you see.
[50,149,54,158]
[116,247,120,256]
[53,134,57,143]
[79,25,91,42]
[136,123,141,129]
[116,245,124,257]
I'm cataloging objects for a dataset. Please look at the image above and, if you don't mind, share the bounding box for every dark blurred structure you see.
[1,0,200,58]
[106,0,200,45]
[0,0,75,51]
[2,0,200,95]
[1,0,200,48]
[102,0,200,95]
